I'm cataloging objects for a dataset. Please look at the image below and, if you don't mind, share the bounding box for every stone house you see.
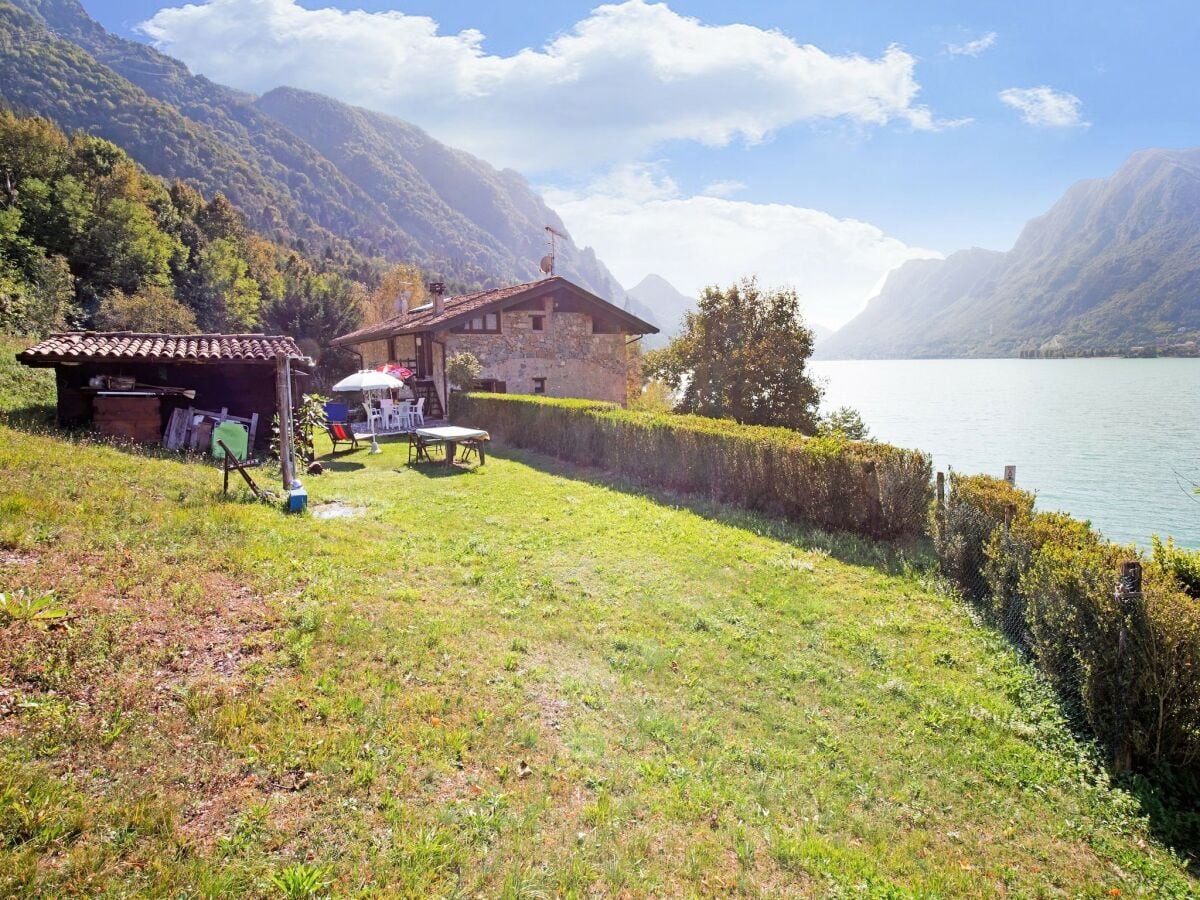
[330,276,657,417]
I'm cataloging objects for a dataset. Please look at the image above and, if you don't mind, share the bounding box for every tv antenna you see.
[540,225,567,276]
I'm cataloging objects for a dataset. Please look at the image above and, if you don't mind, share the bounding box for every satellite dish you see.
[539,255,554,274]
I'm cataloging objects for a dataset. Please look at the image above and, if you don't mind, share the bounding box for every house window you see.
[454,312,501,333]
[531,315,544,332]
[532,377,546,394]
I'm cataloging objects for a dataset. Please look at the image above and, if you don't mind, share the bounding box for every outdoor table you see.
[414,426,489,465]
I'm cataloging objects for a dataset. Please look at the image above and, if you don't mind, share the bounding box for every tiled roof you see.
[330,276,657,347]
[17,332,306,366]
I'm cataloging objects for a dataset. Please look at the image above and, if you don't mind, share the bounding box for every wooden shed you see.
[16,332,310,452]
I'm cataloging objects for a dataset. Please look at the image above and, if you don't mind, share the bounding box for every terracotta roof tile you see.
[17,332,306,366]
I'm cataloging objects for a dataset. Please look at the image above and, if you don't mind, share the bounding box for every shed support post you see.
[275,355,295,490]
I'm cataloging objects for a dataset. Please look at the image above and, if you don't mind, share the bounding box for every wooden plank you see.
[163,408,185,448]
[189,421,213,452]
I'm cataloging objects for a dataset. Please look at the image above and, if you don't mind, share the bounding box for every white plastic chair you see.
[362,401,384,434]
[379,398,394,429]
[396,399,415,430]
[412,397,425,427]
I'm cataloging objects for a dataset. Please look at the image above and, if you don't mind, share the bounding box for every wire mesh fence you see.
[933,469,1200,854]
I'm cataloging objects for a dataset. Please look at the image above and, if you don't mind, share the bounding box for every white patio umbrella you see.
[331,370,404,453]
[331,370,405,393]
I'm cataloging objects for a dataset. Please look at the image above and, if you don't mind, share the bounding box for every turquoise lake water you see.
[811,358,1200,548]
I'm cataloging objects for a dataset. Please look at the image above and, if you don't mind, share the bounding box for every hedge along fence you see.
[933,473,1200,780]
[456,393,932,540]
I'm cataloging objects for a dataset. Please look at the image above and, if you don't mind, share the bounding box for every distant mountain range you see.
[820,148,1200,358]
[0,0,625,298]
[624,275,695,348]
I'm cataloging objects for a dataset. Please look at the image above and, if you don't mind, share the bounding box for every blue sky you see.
[79,0,1200,326]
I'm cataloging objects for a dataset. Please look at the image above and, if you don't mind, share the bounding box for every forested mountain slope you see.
[0,108,362,349]
[255,87,625,299]
[1,0,625,297]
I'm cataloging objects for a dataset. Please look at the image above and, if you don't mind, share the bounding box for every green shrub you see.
[939,470,1200,780]
[456,393,932,540]
[983,509,1073,642]
[0,334,55,419]
[933,473,1034,600]
[446,351,482,391]
[1151,535,1200,599]
[1018,516,1127,746]
[1130,571,1200,768]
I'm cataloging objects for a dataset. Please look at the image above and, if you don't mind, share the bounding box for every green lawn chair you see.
[211,420,249,461]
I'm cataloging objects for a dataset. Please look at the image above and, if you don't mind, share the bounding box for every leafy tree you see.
[0,111,69,194]
[95,285,198,333]
[0,196,75,334]
[628,379,675,413]
[362,263,426,328]
[242,234,286,306]
[190,237,261,331]
[818,406,872,441]
[645,278,822,432]
[15,253,77,335]
[78,196,182,302]
[262,256,363,347]
[0,110,375,356]
[196,193,246,243]
[17,174,93,261]
[0,205,33,273]
[446,352,482,390]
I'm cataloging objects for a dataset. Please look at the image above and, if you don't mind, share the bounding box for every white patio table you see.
[414,426,489,465]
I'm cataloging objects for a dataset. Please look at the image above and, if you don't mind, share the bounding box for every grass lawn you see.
[0,340,1194,897]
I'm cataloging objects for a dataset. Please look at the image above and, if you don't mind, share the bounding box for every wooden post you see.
[275,354,295,491]
[1119,560,1143,598]
[934,471,946,536]
[1003,465,1016,485]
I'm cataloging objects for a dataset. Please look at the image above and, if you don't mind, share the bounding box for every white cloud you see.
[998,86,1088,127]
[946,32,997,57]
[701,180,747,198]
[140,0,944,171]
[543,165,941,328]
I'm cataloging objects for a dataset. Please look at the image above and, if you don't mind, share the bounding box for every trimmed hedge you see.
[934,474,1200,777]
[933,473,1035,604]
[457,393,932,540]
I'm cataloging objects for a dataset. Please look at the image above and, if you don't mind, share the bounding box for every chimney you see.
[429,281,445,316]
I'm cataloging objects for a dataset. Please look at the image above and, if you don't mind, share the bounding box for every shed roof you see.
[330,276,657,347]
[17,332,309,367]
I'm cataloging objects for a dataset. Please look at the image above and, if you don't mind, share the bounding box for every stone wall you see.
[354,335,421,369]
[356,339,389,368]
[443,306,628,404]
